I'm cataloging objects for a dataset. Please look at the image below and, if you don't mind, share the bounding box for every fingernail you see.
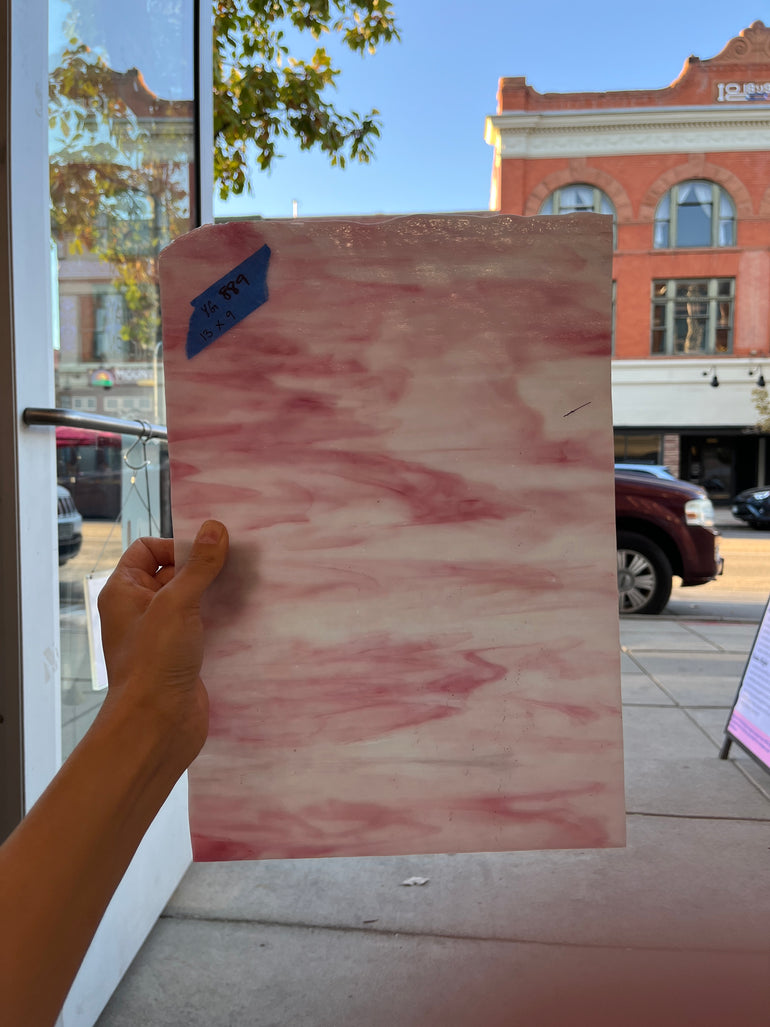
[196,519,224,544]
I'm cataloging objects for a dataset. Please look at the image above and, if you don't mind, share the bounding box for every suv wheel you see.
[616,531,672,615]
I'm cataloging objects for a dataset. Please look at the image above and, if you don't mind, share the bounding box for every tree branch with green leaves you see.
[751,386,770,433]
[48,3,399,361]
[214,0,400,197]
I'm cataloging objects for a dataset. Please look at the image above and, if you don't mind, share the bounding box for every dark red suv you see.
[615,470,723,614]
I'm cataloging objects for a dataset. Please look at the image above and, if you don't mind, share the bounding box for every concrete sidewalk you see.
[98,620,770,1027]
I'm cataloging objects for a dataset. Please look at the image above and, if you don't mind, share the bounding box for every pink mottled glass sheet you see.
[159,214,625,861]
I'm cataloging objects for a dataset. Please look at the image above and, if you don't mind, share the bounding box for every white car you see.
[57,485,83,565]
[614,463,678,481]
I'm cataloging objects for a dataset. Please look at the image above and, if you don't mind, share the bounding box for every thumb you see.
[171,520,229,604]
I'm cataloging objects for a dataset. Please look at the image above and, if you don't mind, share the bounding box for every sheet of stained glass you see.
[159,214,625,860]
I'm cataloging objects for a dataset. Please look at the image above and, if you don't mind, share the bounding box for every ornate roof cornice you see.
[705,20,770,64]
[497,23,770,114]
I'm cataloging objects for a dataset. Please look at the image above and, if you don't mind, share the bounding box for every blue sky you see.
[217,3,768,220]
[50,1,768,219]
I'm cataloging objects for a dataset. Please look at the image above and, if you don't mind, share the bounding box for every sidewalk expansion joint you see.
[621,647,736,654]
[622,615,760,625]
[622,702,681,708]
[156,911,768,956]
[619,651,680,704]
[626,811,770,822]
[678,624,755,653]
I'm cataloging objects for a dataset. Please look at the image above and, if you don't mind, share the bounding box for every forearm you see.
[0,696,187,1027]
[0,523,226,1026]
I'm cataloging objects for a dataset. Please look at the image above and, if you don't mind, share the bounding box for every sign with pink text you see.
[159,215,625,860]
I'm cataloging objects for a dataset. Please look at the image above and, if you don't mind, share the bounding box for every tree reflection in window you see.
[49,42,194,365]
[651,278,734,355]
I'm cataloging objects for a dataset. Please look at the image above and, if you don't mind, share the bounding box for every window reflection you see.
[58,433,171,758]
[676,181,714,247]
[49,0,193,758]
[650,278,734,355]
[49,0,195,422]
[540,183,615,217]
[614,434,662,464]
[653,180,736,249]
[539,183,617,246]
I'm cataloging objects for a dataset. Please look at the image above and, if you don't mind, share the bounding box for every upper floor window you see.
[651,278,734,355]
[540,183,614,217]
[540,184,616,247]
[653,180,736,249]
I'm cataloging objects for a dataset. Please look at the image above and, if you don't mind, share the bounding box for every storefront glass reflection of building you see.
[49,0,196,760]
[49,0,196,424]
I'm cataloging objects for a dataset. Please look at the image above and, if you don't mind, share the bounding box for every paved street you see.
[668,518,770,620]
[59,521,123,756]
[60,520,123,603]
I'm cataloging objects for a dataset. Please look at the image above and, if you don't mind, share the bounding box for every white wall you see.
[612,357,766,428]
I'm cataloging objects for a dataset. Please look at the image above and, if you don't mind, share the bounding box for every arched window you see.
[539,184,616,245]
[654,180,736,249]
[540,183,615,217]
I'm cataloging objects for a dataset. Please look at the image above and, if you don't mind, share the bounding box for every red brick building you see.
[485,21,770,500]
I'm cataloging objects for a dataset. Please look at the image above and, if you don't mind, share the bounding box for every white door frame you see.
[0,0,61,837]
[1,2,213,1023]
[0,0,25,844]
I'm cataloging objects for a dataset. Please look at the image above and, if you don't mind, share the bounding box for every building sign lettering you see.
[716,81,770,103]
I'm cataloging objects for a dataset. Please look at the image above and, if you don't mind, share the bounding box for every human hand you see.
[0,521,227,1027]
[97,520,229,772]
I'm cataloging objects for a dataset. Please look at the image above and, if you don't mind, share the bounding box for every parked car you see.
[614,463,678,481]
[615,470,722,614]
[731,486,770,529]
[57,485,83,565]
[56,425,122,520]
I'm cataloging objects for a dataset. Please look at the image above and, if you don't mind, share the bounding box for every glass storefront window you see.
[49,0,194,754]
[614,434,662,464]
[58,433,171,759]
[49,0,196,420]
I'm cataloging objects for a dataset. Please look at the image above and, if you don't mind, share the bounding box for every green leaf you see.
[213,0,400,195]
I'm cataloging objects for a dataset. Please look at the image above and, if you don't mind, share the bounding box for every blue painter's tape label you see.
[186,244,271,359]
